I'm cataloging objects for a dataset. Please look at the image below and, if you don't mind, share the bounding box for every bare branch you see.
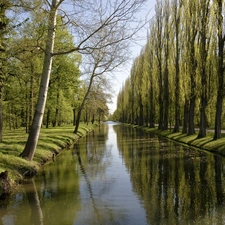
[52,0,149,56]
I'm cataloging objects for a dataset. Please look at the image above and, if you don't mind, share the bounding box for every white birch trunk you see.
[20,0,58,160]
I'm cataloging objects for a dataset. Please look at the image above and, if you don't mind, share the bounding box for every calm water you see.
[1,122,225,225]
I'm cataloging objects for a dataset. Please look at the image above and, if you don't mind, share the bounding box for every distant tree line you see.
[114,0,225,140]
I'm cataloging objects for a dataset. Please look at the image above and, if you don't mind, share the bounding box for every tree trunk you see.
[214,94,223,140]
[74,108,82,134]
[20,0,58,161]
[145,104,149,127]
[182,99,189,134]
[173,64,180,132]
[86,108,89,125]
[91,114,94,124]
[73,70,95,133]
[158,66,163,130]
[46,109,50,128]
[163,67,169,130]
[7,102,11,130]
[139,95,144,126]
[188,97,195,135]
[131,83,135,124]
[73,108,76,126]
[149,82,155,128]
[158,94,164,130]
[198,100,207,138]
[188,40,197,135]
[53,91,59,127]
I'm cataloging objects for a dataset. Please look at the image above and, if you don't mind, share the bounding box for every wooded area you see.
[0,0,148,160]
[113,0,225,140]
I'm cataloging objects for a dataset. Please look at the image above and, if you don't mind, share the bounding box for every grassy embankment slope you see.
[130,124,225,156]
[0,123,97,194]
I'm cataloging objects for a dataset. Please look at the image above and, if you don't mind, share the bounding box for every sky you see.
[107,0,156,114]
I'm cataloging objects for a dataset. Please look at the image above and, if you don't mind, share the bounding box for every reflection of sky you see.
[75,124,147,225]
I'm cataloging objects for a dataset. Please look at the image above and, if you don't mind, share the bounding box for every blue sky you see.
[108,0,156,113]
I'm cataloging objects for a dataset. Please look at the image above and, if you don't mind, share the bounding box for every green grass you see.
[0,123,97,193]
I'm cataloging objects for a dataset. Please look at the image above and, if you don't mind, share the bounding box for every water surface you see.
[1,122,225,225]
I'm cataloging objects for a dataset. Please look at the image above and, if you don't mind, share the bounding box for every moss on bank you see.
[127,124,225,156]
[0,123,97,197]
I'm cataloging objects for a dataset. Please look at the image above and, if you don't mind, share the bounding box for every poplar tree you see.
[172,0,182,133]
[186,1,198,135]
[214,0,225,140]
[162,0,170,130]
[197,0,211,138]
[154,0,164,130]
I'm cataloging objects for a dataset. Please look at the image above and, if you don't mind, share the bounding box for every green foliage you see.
[1,5,84,130]
[45,53,81,126]
[115,0,223,138]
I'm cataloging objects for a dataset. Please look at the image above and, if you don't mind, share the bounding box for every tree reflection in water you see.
[74,143,102,223]
[1,124,225,225]
[113,125,225,225]
[24,179,43,225]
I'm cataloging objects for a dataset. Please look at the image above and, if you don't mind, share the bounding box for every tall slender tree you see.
[155,0,164,130]
[20,0,58,160]
[162,0,170,130]
[135,53,144,126]
[147,25,156,128]
[186,1,198,135]
[197,0,211,138]
[129,64,136,124]
[74,37,128,133]
[214,0,225,140]
[172,0,182,133]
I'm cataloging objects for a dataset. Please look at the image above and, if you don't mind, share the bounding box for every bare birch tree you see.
[20,0,148,160]
[74,34,128,133]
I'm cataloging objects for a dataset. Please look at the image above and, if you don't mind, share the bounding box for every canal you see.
[1,121,225,225]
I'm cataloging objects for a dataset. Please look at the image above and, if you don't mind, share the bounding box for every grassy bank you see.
[0,123,97,195]
[129,124,225,156]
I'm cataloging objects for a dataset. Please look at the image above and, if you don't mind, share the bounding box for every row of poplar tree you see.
[113,0,225,140]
